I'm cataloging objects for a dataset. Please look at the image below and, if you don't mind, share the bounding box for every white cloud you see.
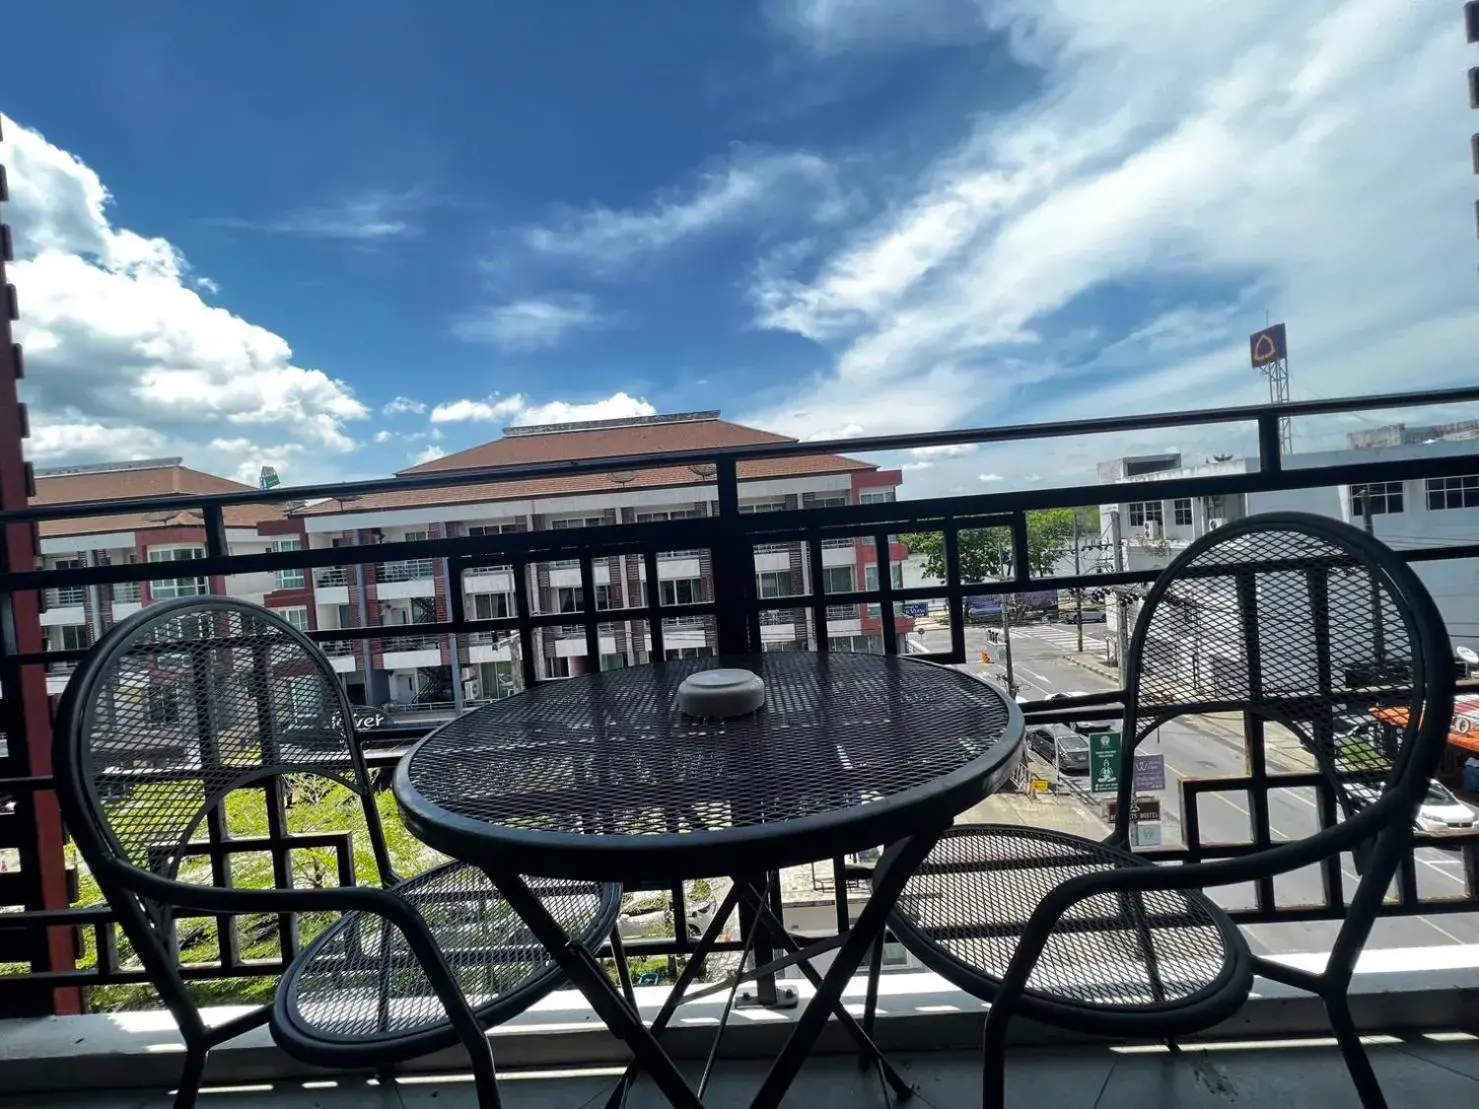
[766,0,994,53]
[411,444,447,465]
[3,114,370,480]
[519,149,847,273]
[428,391,658,428]
[373,429,395,444]
[430,395,529,424]
[451,296,610,351]
[215,190,422,240]
[382,396,426,416]
[978,472,1004,483]
[910,443,977,459]
[746,0,1479,471]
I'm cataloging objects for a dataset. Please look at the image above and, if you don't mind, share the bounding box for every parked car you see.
[1062,608,1106,624]
[1346,778,1478,834]
[1043,691,1118,736]
[1026,724,1090,773]
[1456,645,1478,677]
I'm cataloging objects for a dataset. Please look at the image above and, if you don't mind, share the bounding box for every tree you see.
[905,507,1091,584]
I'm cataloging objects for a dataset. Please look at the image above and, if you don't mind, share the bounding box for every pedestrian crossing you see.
[1014,624,1107,653]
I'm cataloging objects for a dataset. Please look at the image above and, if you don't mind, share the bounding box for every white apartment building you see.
[294,411,909,713]
[1097,421,1479,657]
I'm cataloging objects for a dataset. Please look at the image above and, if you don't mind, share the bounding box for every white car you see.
[1347,778,1477,833]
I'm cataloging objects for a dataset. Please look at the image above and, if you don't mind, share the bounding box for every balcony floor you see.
[9,1036,1479,1108]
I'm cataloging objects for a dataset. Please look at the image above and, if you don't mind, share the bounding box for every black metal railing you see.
[2,385,1479,1012]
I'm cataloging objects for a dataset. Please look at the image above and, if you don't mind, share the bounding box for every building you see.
[31,459,296,694]
[293,411,907,712]
[1097,425,1479,655]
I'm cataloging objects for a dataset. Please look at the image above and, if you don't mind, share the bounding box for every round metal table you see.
[394,652,1022,884]
[391,652,1022,1109]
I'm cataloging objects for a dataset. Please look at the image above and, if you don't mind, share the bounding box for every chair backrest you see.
[53,598,394,1020]
[1120,512,1454,867]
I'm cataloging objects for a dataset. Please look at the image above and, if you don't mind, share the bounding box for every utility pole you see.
[1358,487,1385,665]
[1110,509,1129,672]
[1000,594,1015,696]
[1073,514,1084,655]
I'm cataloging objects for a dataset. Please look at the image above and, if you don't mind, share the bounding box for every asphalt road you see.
[922,618,1479,959]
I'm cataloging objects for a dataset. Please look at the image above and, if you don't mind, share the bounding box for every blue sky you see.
[2,0,1476,495]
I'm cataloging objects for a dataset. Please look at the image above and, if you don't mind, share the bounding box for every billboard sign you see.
[1249,323,1288,367]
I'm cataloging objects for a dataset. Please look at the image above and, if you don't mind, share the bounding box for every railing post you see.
[1257,413,1284,475]
[0,130,81,1016]
[712,457,752,656]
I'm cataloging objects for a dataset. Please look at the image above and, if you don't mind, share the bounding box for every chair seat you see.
[883,826,1252,1034]
[272,862,621,1064]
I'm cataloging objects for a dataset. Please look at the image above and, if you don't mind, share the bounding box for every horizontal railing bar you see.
[5,386,1478,527]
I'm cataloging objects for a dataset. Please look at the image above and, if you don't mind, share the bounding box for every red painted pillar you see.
[0,121,82,1015]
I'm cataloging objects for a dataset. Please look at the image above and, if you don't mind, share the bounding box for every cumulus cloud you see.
[411,443,447,465]
[382,396,426,416]
[373,429,395,444]
[978,473,1004,483]
[2,114,370,479]
[451,295,610,351]
[429,391,657,428]
[745,0,1479,483]
[517,148,849,273]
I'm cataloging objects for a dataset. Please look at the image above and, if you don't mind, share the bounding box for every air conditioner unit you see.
[1207,517,1226,531]
[1144,521,1163,540]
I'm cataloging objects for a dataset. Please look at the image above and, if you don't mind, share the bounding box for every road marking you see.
[1277,788,1468,888]
[1017,667,1053,688]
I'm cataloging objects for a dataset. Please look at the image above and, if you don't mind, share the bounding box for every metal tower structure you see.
[1249,322,1293,455]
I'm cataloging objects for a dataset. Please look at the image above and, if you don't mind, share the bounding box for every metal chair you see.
[53,598,625,1109]
[866,512,1455,1108]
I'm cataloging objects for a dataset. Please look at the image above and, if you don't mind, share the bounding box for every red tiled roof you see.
[32,464,285,539]
[398,416,795,476]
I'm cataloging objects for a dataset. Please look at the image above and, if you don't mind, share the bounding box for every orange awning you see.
[1370,696,1479,754]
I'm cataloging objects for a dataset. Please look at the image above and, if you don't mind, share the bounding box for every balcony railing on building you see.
[3,383,1479,1030]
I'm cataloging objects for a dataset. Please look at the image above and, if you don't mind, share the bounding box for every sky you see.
[1,0,1476,497]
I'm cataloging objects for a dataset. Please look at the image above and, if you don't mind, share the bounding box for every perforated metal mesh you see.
[405,653,1014,838]
[1134,524,1423,818]
[288,862,615,1042]
[892,827,1236,1008]
[78,603,368,887]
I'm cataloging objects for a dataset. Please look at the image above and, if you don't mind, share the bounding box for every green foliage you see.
[70,773,443,1013]
[906,507,1094,585]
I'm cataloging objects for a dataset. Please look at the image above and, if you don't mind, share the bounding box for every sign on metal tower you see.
[1249,322,1293,455]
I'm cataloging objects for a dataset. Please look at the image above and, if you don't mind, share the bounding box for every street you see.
[921,617,1479,959]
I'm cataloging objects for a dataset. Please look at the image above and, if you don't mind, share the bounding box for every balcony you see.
[6,384,1479,1107]
[39,587,85,626]
[374,560,437,599]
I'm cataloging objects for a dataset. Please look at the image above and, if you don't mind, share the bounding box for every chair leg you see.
[1325,994,1388,1109]
[859,934,885,1071]
[465,1032,504,1109]
[980,1003,1011,1109]
[172,1041,208,1109]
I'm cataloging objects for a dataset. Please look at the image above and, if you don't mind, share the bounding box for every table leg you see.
[602,880,746,1109]
[749,828,945,1109]
[732,879,914,1101]
[484,869,704,1109]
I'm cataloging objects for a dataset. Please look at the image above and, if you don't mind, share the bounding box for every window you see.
[756,571,795,598]
[863,564,904,591]
[470,592,513,620]
[271,538,303,589]
[1426,475,1479,511]
[478,661,517,699]
[273,606,310,633]
[762,640,802,653]
[822,566,856,595]
[1127,501,1164,528]
[600,652,627,671]
[554,585,612,613]
[860,490,896,505]
[664,646,713,660]
[544,656,572,678]
[1172,499,1193,527]
[146,686,181,726]
[551,515,605,530]
[1351,482,1404,516]
[400,530,435,579]
[635,508,699,523]
[648,578,702,606]
[52,624,88,652]
[467,522,521,536]
[147,547,208,599]
[739,501,786,514]
[815,495,849,509]
[286,677,321,722]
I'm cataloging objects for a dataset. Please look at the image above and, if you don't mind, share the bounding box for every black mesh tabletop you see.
[393,654,1021,883]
